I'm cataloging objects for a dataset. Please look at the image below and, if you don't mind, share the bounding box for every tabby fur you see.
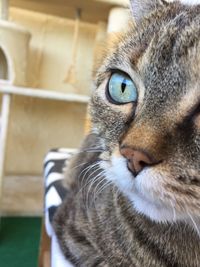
[53,1,200,266]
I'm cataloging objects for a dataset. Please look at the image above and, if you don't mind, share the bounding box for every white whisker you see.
[71,161,89,170]
[79,164,101,196]
[79,162,100,186]
[169,199,177,222]
[187,211,200,236]
[85,171,105,210]
[95,180,112,197]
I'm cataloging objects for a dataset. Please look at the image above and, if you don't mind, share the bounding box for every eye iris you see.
[108,73,137,104]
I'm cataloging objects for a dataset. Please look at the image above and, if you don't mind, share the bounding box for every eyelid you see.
[109,69,132,80]
[180,102,200,128]
[194,103,200,116]
[193,104,200,127]
[188,102,200,120]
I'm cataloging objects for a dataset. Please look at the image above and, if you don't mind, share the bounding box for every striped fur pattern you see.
[53,1,200,266]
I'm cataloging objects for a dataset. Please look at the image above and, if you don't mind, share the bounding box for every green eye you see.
[107,72,138,104]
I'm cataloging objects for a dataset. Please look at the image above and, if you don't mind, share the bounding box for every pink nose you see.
[120,147,156,176]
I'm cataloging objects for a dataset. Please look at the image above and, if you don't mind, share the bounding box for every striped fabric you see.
[44,148,76,267]
[44,148,76,237]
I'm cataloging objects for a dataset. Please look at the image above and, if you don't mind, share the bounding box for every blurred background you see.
[0,0,129,266]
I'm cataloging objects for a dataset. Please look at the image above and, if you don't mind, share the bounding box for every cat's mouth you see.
[126,159,157,178]
[127,160,136,177]
[101,154,183,223]
[101,155,172,221]
[100,151,200,228]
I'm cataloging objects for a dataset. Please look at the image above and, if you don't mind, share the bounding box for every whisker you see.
[92,176,107,201]
[78,149,105,153]
[169,199,177,222]
[85,171,105,209]
[187,211,200,236]
[83,167,102,194]
[71,161,90,170]
[78,162,99,181]
[78,163,102,199]
[95,180,112,197]
[79,162,100,189]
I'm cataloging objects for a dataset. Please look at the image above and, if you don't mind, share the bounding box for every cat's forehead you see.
[105,3,200,73]
[97,3,200,118]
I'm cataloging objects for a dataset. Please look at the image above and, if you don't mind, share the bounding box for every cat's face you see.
[89,0,200,226]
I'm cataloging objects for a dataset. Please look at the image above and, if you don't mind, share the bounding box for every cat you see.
[53,0,200,266]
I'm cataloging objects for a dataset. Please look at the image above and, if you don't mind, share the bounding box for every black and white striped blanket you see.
[44,148,76,237]
[44,148,76,267]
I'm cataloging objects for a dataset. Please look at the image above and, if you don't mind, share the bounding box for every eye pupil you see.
[121,80,126,93]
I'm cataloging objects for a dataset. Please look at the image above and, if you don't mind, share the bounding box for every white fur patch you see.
[179,0,200,4]
[100,156,134,193]
[166,0,200,4]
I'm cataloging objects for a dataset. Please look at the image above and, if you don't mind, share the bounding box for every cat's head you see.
[89,0,200,227]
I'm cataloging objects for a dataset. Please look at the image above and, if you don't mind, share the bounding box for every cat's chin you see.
[101,155,187,224]
[129,191,179,223]
[128,169,183,224]
[129,193,200,234]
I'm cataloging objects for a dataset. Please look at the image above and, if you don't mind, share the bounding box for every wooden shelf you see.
[0,83,90,103]
[10,0,129,23]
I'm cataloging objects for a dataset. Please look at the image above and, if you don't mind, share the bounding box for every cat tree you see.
[0,0,129,216]
[0,0,90,207]
[0,0,31,201]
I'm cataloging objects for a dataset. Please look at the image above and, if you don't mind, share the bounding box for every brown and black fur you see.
[53,1,200,266]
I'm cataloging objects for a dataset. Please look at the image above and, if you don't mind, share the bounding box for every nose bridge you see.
[121,121,165,160]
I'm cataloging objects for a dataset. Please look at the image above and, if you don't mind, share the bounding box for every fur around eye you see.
[107,72,138,104]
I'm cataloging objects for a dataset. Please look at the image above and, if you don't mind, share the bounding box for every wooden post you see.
[0,93,11,207]
[64,8,81,86]
[0,0,9,20]
[107,7,130,33]
[38,221,51,267]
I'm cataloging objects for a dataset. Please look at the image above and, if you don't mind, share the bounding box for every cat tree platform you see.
[0,20,30,85]
[10,0,129,23]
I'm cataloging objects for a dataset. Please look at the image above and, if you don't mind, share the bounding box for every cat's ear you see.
[129,0,168,23]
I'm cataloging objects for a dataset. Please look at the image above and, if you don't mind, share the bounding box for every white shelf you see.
[0,83,90,104]
[96,0,129,7]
